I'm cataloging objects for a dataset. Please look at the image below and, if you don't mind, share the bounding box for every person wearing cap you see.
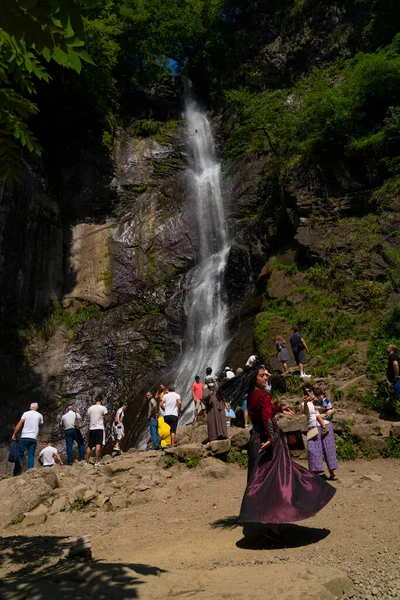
[12,402,44,475]
[61,403,86,465]
[191,375,204,421]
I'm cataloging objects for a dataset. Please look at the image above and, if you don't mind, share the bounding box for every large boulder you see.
[0,469,59,530]
[229,428,250,449]
[176,444,206,460]
[208,439,231,456]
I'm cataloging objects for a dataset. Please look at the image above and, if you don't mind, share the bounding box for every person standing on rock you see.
[217,366,336,541]
[61,403,86,465]
[85,397,108,467]
[386,344,400,406]
[112,401,128,453]
[12,402,44,476]
[290,326,311,378]
[205,367,218,387]
[159,385,182,448]
[147,391,161,450]
[203,380,228,442]
[275,336,290,374]
[155,384,167,416]
[192,376,204,421]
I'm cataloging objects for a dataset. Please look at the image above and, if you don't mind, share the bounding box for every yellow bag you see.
[158,416,171,448]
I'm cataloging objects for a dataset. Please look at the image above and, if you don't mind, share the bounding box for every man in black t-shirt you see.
[386,344,400,402]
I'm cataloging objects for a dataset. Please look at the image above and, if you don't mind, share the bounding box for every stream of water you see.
[174,96,230,422]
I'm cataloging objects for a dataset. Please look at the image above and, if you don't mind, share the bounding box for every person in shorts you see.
[191,375,204,420]
[160,385,181,448]
[290,326,311,378]
[85,396,108,467]
[112,402,128,453]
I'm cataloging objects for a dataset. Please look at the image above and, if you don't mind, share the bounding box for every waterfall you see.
[174,94,230,422]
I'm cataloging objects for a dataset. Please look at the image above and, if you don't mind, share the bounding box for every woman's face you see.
[255,368,268,389]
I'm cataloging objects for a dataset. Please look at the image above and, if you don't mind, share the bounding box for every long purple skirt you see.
[307,424,338,473]
[239,429,336,524]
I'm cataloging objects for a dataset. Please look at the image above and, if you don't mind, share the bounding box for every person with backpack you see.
[290,326,311,378]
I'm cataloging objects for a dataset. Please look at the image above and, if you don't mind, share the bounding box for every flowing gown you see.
[239,388,336,524]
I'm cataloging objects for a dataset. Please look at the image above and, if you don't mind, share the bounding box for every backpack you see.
[8,440,19,463]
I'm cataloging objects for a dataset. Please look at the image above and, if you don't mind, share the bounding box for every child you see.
[225,401,236,426]
[38,442,63,467]
[314,387,335,436]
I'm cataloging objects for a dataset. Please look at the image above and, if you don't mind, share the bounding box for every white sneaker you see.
[300,373,311,378]
[226,422,231,426]
[94,462,104,468]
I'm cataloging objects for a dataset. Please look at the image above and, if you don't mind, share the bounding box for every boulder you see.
[201,457,230,479]
[267,269,296,299]
[390,423,400,437]
[0,469,59,530]
[229,429,250,449]
[176,444,206,460]
[21,513,47,527]
[50,496,68,515]
[25,503,48,517]
[276,414,306,433]
[308,355,324,366]
[95,494,109,507]
[82,488,97,503]
[67,485,88,505]
[105,459,136,474]
[208,439,231,455]
[109,495,129,510]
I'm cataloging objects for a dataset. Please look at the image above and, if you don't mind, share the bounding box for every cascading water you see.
[174,94,230,422]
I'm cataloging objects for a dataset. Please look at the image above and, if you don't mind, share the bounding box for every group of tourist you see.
[11,396,127,473]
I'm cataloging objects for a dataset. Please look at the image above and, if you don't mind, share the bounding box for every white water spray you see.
[174,94,230,422]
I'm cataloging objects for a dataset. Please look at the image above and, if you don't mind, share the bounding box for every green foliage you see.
[366,306,400,382]
[10,514,25,525]
[226,446,248,469]
[69,496,88,512]
[362,385,398,415]
[164,455,177,469]
[224,36,400,202]
[184,456,202,469]
[335,422,360,461]
[381,435,400,458]
[18,299,101,346]
[0,0,94,186]
[312,345,357,378]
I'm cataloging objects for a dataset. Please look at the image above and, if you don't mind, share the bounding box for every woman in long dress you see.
[301,387,338,480]
[217,365,336,537]
[203,377,228,441]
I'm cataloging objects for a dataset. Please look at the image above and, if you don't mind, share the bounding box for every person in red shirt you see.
[217,364,337,542]
[191,375,204,421]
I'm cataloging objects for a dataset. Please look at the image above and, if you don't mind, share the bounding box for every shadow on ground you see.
[0,536,166,599]
[210,517,331,549]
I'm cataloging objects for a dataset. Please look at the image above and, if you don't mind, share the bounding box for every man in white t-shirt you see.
[159,385,181,448]
[61,403,86,465]
[38,443,63,467]
[85,397,108,467]
[12,402,44,476]
[245,354,258,367]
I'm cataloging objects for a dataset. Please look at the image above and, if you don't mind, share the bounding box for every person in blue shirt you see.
[290,326,311,378]
[314,387,335,436]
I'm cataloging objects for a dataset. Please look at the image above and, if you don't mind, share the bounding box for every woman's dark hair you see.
[217,364,265,405]
[302,384,314,394]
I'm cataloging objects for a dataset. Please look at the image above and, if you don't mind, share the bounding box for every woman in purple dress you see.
[217,365,336,539]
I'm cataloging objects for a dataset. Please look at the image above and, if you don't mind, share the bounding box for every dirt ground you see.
[1,457,400,600]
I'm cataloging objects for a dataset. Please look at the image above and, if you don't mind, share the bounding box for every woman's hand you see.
[282,407,294,416]
[259,440,272,453]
